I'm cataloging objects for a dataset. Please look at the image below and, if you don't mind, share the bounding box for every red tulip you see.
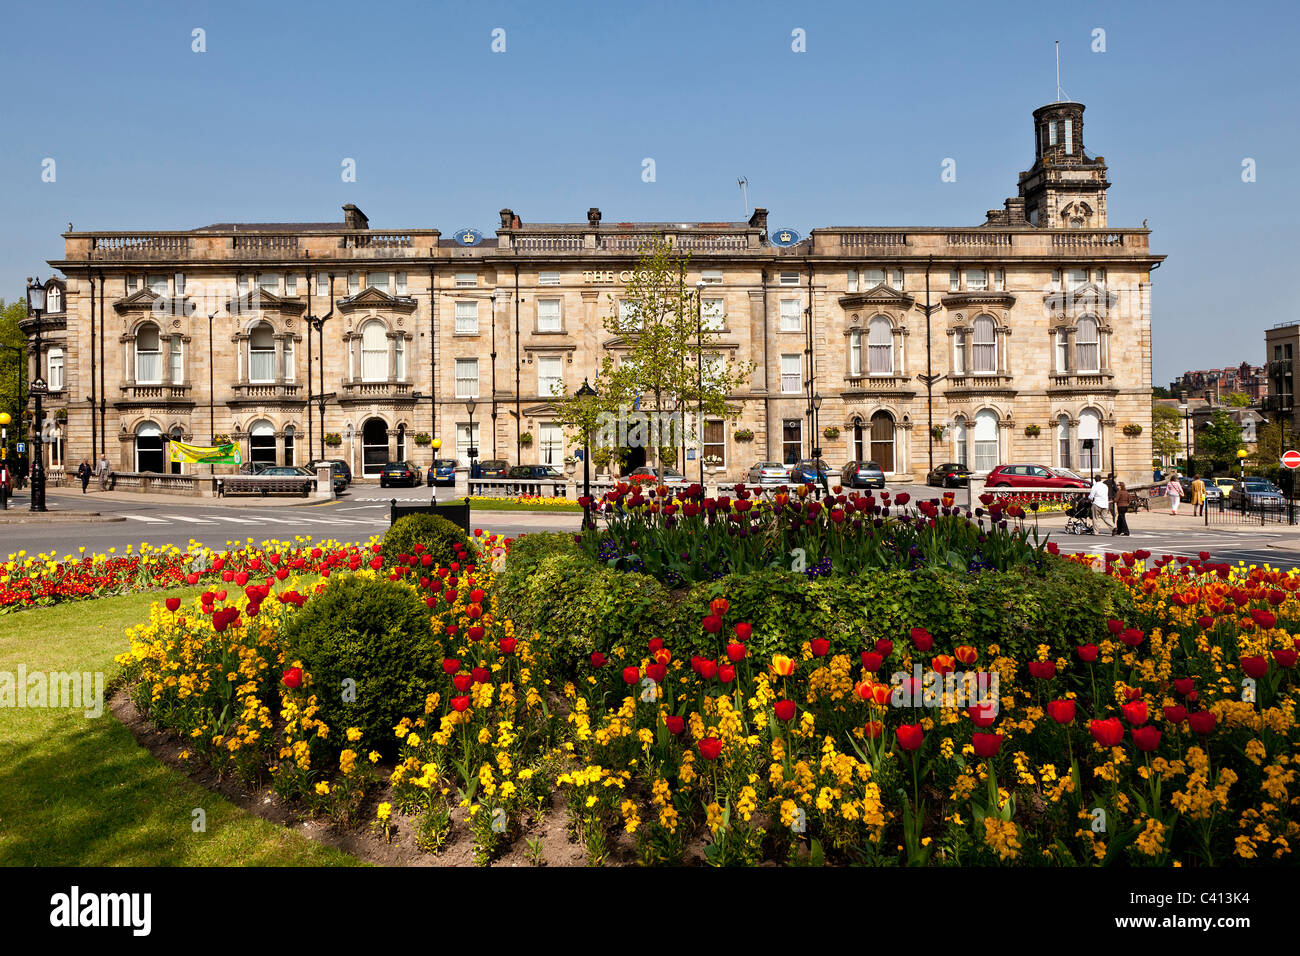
[727,643,747,663]
[699,659,718,680]
[909,627,934,652]
[1249,609,1277,629]
[1047,699,1076,724]
[622,666,640,685]
[1077,644,1099,662]
[664,715,685,735]
[698,737,723,761]
[810,638,830,657]
[1173,678,1195,696]
[281,666,303,689]
[1132,726,1162,752]
[453,674,473,693]
[1027,660,1057,680]
[1240,655,1269,679]
[702,614,723,634]
[774,699,797,722]
[710,597,730,617]
[646,663,667,683]
[972,732,1003,758]
[451,695,470,712]
[590,652,607,668]
[467,625,485,642]
[932,654,956,675]
[968,703,998,727]
[1196,616,1215,630]
[499,637,516,655]
[1188,711,1217,735]
[1107,619,1124,635]
[896,723,925,751]
[1274,648,1298,669]
[733,622,753,642]
[648,638,664,652]
[1089,717,1124,747]
[165,597,181,613]
[443,657,461,674]
[875,639,894,657]
[1121,700,1148,726]
[954,645,978,666]
[863,721,883,740]
[860,651,882,672]
[1162,704,1187,724]
[718,664,736,684]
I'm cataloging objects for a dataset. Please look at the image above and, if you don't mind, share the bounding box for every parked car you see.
[477,459,510,478]
[259,466,313,477]
[841,460,886,489]
[926,462,972,488]
[509,464,567,481]
[307,458,352,485]
[788,458,834,486]
[378,461,421,488]
[984,464,1090,489]
[746,461,790,486]
[627,465,690,486]
[238,461,271,475]
[1230,477,1285,509]
[1214,476,1238,497]
[1176,476,1221,502]
[427,458,458,487]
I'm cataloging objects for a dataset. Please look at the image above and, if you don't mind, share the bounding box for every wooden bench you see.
[216,476,314,498]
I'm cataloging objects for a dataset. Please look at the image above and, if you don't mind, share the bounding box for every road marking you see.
[119,513,170,524]
[208,515,259,524]
[163,514,220,524]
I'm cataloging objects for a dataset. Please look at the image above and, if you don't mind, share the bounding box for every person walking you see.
[1105,472,1118,523]
[77,458,92,493]
[1088,474,1114,532]
[1114,481,1132,536]
[1191,473,1207,517]
[1166,472,1183,515]
[96,453,111,491]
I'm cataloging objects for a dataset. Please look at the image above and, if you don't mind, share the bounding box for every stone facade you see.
[29,101,1163,484]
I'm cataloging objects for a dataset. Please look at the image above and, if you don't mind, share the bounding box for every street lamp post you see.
[1179,390,1191,470]
[26,278,48,512]
[811,392,826,497]
[465,398,478,489]
[308,274,336,460]
[576,379,597,528]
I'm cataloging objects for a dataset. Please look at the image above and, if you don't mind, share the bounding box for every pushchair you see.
[1064,493,1095,535]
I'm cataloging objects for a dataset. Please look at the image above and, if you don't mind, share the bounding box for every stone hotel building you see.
[28,100,1162,484]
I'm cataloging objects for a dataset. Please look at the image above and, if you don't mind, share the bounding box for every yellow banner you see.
[170,441,242,465]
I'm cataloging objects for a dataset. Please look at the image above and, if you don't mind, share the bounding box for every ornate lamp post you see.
[26,278,48,512]
[308,274,336,460]
[575,378,597,528]
[695,279,705,489]
[465,398,478,484]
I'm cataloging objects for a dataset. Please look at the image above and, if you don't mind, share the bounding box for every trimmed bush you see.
[280,575,439,755]
[381,513,472,569]
[497,542,1134,672]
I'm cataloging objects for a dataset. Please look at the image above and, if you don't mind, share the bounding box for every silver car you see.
[747,461,790,485]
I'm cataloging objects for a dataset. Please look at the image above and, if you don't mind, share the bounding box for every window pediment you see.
[941,291,1016,310]
[838,283,915,311]
[1042,283,1117,314]
[339,288,417,313]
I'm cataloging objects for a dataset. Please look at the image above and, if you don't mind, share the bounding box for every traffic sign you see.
[1282,449,1300,469]
[15,442,25,453]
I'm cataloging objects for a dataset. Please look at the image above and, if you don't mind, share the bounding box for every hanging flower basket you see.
[822,426,840,440]
[519,432,533,446]
[413,432,432,446]
[733,428,755,442]
[930,425,945,441]
[1023,424,1042,438]
[1123,423,1144,437]
[323,432,343,447]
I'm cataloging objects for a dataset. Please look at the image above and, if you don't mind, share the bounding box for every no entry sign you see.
[1282,449,1300,469]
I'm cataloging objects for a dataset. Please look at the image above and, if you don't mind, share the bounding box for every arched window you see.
[48,348,64,390]
[972,315,997,374]
[248,419,276,465]
[361,417,389,476]
[47,286,62,313]
[1078,409,1102,474]
[136,323,162,383]
[867,317,892,375]
[849,330,862,377]
[952,417,968,467]
[1057,414,1072,469]
[1075,317,1100,373]
[248,322,275,383]
[284,425,296,466]
[870,411,895,472]
[361,320,387,382]
[973,409,999,473]
[169,425,184,474]
[135,421,165,473]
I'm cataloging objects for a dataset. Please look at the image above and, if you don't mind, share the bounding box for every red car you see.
[984,464,1090,489]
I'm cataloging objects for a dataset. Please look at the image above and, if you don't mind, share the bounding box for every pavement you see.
[1,480,1296,569]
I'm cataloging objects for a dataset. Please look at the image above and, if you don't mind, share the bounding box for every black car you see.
[477,459,510,478]
[238,461,271,475]
[307,458,353,485]
[926,462,973,488]
[508,464,566,481]
[379,461,421,488]
[841,460,886,489]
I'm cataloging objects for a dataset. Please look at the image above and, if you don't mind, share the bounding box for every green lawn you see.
[0,590,360,866]
[469,498,584,513]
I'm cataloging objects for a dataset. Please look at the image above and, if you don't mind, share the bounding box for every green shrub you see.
[381,514,472,569]
[280,575,439,755]
[497,544,1134,673]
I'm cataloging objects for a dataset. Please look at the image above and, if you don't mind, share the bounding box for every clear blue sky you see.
[2,0,1296,385]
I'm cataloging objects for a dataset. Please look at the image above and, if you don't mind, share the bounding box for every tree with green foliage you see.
[1198,408,1243,461]
[1152,402,1182,462]
[1225,392,1252,407]
[1251,420,1283,469]
[1151,385,1172,400]
[552,239,754,479]
[1,297,27,457]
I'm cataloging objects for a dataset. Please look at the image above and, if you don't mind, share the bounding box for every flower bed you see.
[110,522,1299,866]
